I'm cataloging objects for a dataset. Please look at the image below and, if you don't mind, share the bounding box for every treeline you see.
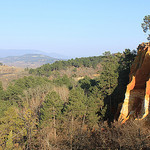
[78,49,137,121]
[29,56,103,76]
[0,76,50,103]
[1,49,147,150]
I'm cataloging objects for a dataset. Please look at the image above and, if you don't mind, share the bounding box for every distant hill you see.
[0,54,60,68]
[0,49,69,59]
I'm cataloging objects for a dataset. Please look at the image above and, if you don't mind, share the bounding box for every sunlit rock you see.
[119,43,150,123]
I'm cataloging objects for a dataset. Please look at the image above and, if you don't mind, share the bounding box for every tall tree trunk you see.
[81,107,87,133]
[53,106,56,143]
[70,115,74,150]
[81,113,86,133]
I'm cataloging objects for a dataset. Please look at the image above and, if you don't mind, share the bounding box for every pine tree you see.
[141,15,150,41]
[86,96,104,128]
[40,91,63,125]
[64,87,87,149]
[65,87,87,121]
[98,51,119,97]
[40,91,63,141]
[96,52,119,121]
[0,106,25,149]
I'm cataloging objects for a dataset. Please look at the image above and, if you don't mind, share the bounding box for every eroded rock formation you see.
[119,43,150,123]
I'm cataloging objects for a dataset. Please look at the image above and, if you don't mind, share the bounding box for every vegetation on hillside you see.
[29,55,103,76]
[1,49,149,150]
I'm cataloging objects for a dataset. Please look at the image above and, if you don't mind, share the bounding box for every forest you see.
[0,49,150,149]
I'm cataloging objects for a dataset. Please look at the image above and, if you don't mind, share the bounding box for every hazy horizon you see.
[0,0,150,58]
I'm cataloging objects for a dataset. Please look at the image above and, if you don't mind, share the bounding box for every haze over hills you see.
[0,54,60,68]
[0,49,69,59]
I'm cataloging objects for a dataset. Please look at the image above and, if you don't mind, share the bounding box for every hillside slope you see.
[29,55,103,77]
[0,65,28,88]
[0,49,69,59]
[0,54,59,68]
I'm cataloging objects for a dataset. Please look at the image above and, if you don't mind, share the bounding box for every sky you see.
[0,0,150,58]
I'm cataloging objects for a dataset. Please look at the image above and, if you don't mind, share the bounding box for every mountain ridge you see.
[0,49,69,59]
[0,54,60,68]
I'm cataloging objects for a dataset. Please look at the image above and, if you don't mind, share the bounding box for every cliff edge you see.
[119,43,150,123]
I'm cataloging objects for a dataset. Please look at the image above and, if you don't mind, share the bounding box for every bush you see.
[71,120,150,149]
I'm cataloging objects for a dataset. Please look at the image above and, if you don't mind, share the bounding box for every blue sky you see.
[0,0,150,58]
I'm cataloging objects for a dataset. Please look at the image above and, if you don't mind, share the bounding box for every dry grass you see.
[52,86,69,102]
[71,120,150,150]
[0,66,29,89]
[50,64,102,81]
[33,119,150,150]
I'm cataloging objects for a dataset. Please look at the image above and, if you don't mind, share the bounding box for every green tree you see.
[142,15,150,41]
[3,76,50,104]
[64,87,87,149]
[22,108,38,149]
[95,52,119,121]
[78,76,91,93]
[86,95,106,128]
[98,51,119,97]
[40,91,63,141]
[0,106,25,148]
[0,100,11,118]
[40,91,63,125]
[53,75,74,90]
[65,87,87,122]
[119,49,136,86]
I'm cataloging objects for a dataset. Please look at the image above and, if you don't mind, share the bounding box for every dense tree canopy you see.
[29,56,103,76]
[40,91,63,126]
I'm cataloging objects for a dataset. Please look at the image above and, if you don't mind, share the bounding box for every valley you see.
[1,48,149,149]
[0,1,150,148]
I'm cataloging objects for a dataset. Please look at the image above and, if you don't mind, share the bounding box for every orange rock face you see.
[119,43,150,123]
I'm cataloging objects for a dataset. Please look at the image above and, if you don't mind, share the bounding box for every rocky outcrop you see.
[119,43,150,123]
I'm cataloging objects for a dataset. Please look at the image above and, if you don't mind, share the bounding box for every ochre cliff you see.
[119,43,150,123]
